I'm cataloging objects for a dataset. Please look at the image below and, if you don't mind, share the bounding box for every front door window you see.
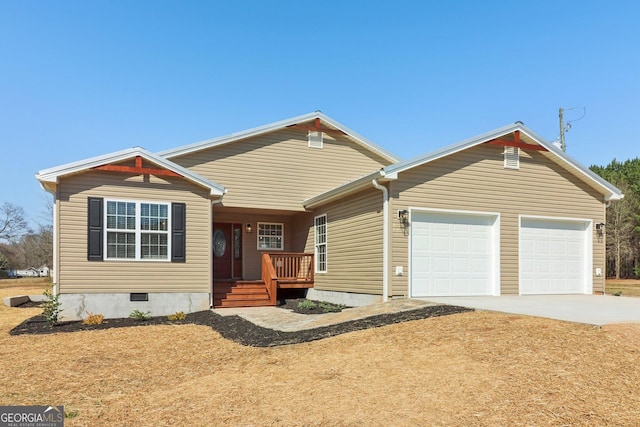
[213,228,227,257]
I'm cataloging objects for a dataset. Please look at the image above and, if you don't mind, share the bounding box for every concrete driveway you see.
[421,295,640,326]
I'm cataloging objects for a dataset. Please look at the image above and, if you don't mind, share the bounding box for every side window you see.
[314,214,327,273]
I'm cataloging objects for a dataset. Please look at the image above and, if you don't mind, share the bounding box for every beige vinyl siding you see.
[305,188,383,294]
[171,128,391,211]
[57,171,211,294]
[390,144,606,296]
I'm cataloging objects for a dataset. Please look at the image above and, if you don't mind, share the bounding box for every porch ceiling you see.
[212,206,308,217]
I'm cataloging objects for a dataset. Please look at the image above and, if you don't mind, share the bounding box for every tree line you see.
[0,201,53,276]
[590,158,640,279]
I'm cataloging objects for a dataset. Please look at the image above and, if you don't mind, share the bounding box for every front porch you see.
[213,252,314,308]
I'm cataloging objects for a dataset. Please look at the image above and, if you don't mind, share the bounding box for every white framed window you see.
[105,199,170,261]
[314,214,327,273]
[257,222,284,250]
[504,146,520,169]
[308,130,323,149]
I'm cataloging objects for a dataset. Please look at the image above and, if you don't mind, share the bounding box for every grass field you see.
[1,278,640,426]
[605,279,640,297]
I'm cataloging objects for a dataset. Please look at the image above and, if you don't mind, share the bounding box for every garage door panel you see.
[471,257,489,273]
[411,211,497,297]
[520,218,588,295]
[452,256,470,272]
[433,257,450,273]
[433,236,449,251]
[453,237,469,252]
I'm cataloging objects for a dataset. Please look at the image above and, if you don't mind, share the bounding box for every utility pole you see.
[559,107,566,152]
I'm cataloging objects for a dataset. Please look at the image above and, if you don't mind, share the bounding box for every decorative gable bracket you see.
[287,117,347,137]
[485,131,547,152]
[93,156,181,177]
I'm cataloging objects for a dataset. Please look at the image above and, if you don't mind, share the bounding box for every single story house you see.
[36,112,623,320]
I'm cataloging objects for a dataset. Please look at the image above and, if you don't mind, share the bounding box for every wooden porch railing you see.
[261,253,278,305]
[268,252,314,284]
[261,253,314,305]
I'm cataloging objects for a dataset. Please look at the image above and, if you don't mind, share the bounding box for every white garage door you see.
[520,218,590,294]
[410,211,498,297]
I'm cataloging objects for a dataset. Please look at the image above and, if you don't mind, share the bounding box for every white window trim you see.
[257,222,284,251]
[314,214,327,273]
[504,146,520,169]
[104,198,172,262]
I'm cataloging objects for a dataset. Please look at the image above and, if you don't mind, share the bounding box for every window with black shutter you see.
[87,197,104,261]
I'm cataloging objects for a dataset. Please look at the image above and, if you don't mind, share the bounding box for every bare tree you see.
[0,202,29,242]
[606,181,637,279]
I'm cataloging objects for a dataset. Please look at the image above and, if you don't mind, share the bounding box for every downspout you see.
[39,183,57,294]
[372,178,389,302]
[210,194,225,308]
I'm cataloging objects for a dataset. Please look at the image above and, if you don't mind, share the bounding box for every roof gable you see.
[305,122,623,208]
[158,111,400,164]
[385,122,622,201]
[36,147,225,197]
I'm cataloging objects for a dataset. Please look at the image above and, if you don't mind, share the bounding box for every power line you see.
[558,107,586,152]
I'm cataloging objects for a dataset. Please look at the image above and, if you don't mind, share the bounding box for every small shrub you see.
[297,299,317,310]
[614,291,622,297]
[167,311,186,321]
[129,309,152,321]
[319,301,346,313]
[82,312,104,325]
[42,288,62,327]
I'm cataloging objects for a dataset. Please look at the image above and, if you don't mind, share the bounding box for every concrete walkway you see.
[422,295,640,326]
[214,295,640,331]
[214,299,434,332]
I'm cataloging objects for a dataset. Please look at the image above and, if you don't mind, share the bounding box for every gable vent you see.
[308,130,323,149]
[504,146,520,169]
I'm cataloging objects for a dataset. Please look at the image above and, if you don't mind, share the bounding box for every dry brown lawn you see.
[606,279,640,297]
[1,280,640,426]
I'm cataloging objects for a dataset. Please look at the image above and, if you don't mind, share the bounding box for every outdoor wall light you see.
[398,210,409,227]
[246,223,253,233]
[596,222,605,230]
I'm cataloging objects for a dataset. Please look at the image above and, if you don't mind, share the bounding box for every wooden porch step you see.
[214,298,274,308]
[213,280,274,308]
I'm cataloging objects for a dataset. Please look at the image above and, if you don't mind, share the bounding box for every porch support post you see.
[372,178,389,302]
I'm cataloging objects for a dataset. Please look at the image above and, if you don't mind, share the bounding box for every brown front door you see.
[213,223,242,280]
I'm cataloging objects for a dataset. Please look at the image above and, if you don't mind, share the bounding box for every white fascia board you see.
[158,111,401,163]
[535,137,623,201]
[303,170,386,209]
[37,147,145,182]
[36,147,225,197]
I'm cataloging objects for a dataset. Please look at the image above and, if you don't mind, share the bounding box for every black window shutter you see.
[172,202,186,262]
[87,197,104,261]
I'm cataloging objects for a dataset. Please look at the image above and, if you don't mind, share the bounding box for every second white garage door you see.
[410,210,499,297]
[520,217,590,294]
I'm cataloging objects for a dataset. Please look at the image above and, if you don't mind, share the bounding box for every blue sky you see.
[1,0,639,228]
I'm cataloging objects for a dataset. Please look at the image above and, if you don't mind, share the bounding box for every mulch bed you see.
[9,304,472,347]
